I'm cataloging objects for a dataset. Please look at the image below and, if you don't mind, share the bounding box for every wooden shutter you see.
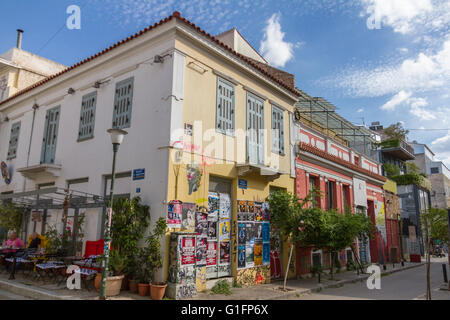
[216,78,235,134]
[113,77,134,129]
[7,122,21,160]
[271,106,284,154]
[40,106,60,164]
[78,92,97,141]
[246,93,264,165]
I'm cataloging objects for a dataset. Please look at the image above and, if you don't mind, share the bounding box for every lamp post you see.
[100,128,128,300]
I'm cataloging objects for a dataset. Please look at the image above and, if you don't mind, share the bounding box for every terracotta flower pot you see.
[129,279,138,293]
[94,274,125,297]
[137,283,150,297]
[150,282,167,300]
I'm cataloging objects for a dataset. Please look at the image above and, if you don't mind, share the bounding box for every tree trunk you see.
[330,251,335,280]
[426,236,431,300]
[284,243,294,291]
[351,244,365,274]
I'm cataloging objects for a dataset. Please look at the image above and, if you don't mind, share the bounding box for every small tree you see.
[0,203,24,235]
[267,190,314,291]
[421,207,449,300]
[384,122,409,140]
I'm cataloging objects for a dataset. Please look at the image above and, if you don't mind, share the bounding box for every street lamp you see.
[100,128,128,300]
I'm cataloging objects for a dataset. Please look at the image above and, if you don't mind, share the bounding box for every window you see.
[7,122,21,160]
[430,167,439,174]
[271,106,284,154]
[247,93,264,165]
[112,77,134,129]
[78,92,97,141]
[216,78,235,134]
[326,181,336,210]
[40,106,60,164]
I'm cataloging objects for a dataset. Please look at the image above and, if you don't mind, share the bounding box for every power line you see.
[37,1,89,55]
[407,129,450,131]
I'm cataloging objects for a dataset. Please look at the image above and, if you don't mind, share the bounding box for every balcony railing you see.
[379,139,415,160]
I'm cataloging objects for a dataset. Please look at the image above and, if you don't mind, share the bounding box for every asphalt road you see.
[296,258,450,300]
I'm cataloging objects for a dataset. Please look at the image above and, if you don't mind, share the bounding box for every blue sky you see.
[1,0,449,165]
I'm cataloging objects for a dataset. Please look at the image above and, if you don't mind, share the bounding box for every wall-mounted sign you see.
[1,161,11,185]
[184,123,193,136]
[133,168,145,181]
[238,179,248,190]
[31,210,43,222]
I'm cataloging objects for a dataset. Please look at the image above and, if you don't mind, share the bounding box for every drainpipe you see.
[22,103,38,192]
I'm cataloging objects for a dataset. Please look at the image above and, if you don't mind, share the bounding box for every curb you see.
[270,263,425,300]
[0,279,81,300]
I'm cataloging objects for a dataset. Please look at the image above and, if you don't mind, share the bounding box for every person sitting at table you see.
[2,232,25,251]
[27,232,42,253]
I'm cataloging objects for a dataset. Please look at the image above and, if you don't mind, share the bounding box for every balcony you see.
[380,139,415,161]
[16,163,62,180]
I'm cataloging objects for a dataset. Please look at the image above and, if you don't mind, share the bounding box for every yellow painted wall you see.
[383,178,398,195]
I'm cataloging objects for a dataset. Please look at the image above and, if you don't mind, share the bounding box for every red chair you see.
[84,239,105,259]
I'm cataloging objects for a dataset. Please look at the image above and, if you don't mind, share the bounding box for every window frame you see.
[112,77,134,130]
[271,105,285,155]
[215,77,235,136]
[7,121,21,160]
[77,91,97,142]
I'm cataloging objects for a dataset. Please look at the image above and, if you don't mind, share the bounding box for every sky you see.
[1,0,449,165]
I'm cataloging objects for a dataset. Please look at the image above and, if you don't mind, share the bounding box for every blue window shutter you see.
[78,92,97,141]
[41,106,60,164]
[216,78,234,134]
[113,77,134,129]
[7,122,21,160]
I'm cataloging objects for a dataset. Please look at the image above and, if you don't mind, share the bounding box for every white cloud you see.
[381,90,412,110]
[397,47,409,53]
[357,108,364,113]
[408,97,437,120]
[260,13,295,68]
[324,36,450,97]
[431,131,450,167]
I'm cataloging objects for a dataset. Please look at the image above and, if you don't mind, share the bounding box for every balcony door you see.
[246,93,264,165]
[40,106,60,164]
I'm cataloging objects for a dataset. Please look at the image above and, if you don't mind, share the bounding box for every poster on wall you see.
[255,223,263,241]
[208,192,219,221]
[167,200,182,229]
[219,220,230,242]
[238,223,246,245]
[207,221,217,240]
[247,201,255,221]
[195,211,208,237]
[237,200,247,221]
[254,240,263,266]
[206,241,217,266]
[245,222,255,244]
[262,222,270,242]
[262,242,270,265]
[196,237,207,266]
[254,202,263,221]
[219,193,231,220]
[238,245,246,269]
[219,241,231,265]
[262,203,270,221]
[245,245,254,268]
[181,236,196,266]
[181,203,196,232]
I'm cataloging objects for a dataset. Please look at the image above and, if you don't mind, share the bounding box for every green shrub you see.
[211,280,232,296]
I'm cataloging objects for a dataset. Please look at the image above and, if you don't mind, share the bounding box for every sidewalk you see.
[189,262,424,300]
[0,262,423,300]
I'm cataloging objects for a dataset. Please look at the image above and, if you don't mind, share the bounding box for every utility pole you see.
[448,209,450,291]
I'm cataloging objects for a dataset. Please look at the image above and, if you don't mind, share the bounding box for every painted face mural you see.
[187,164,202,195]
[1,162,11,185]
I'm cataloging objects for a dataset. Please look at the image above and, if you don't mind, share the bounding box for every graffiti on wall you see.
[236,266,270,286]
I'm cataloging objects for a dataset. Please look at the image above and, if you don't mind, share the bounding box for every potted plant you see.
[135,248,151,296]
[95,251,126,297]
[147,218,167,300]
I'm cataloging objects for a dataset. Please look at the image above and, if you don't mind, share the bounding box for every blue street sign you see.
[133,168,145,181]
[238,179,248,190]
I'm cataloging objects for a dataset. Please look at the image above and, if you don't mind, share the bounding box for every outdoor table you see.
[0,247,26,280]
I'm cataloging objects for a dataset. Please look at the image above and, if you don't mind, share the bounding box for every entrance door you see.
[41,106,60,164]
[207,176,232,279]
[367,200,378,263]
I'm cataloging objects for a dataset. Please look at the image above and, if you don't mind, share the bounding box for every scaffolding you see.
[296,89,379,161]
